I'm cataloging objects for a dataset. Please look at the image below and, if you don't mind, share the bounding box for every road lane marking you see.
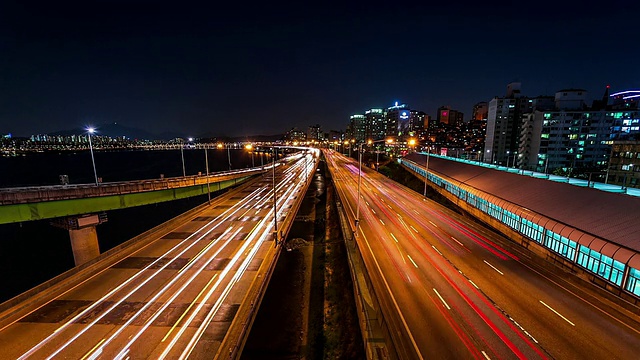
[429,220,437,227]
[407,255,418,268]
[469,279,479,289]
[481,351,491,360]
[524,330,538,343]
[162,274,219,342]
[379,219,385,226]
[390,233,399,243]
[433,288,451,310]
[393,242,406,264]
[540,300,575,326]
[410,225,418,233]
[432,245,442,256]
[413,209,419,215]
[483,260,504,275]
[451,236,464,247]
[80,339,105,360]
[371,209,376,215]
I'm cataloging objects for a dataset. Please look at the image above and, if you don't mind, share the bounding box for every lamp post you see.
[180,138,188,177]
[272,146,279,242]
[87,127,99,186]
[355,142,363,228]
[424,144,430,198]
[369,138,393,171]
[217,142,232,172]
[506,150,510,168]
[204,143,211,204]
[228,144,232,171]
[408,138,416,153]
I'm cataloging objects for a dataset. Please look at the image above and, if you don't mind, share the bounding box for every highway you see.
[0,151,317,359]
[325,149,640,359]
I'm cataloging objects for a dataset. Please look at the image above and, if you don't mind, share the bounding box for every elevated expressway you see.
[0,150,318,359]
[325,149,640,359]
[0,168,263,224]
[0,166,263,266]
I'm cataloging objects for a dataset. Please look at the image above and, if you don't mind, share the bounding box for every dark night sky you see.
[1,1,639,138]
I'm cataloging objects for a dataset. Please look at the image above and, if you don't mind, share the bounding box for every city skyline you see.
[2,2,640,137]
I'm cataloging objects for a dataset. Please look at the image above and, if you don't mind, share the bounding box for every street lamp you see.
[245,144,255,167]
[180,138,190,177]
[355,141,364,227]
[408,138,416,153]
[368,138,393,171]
[204,143,211,204]
[272,146,279,242]
[217,142,232,171]
[424,143,430,198]
[86,127,99,186]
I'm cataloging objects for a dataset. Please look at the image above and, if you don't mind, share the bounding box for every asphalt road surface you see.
[325,149,640,360]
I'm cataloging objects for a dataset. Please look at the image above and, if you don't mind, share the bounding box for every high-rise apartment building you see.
[467,102,488,153]
[484,82,535,164]
[607,140,640,189]
[518,88,640,174]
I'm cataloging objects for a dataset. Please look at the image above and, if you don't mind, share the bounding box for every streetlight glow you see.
[86,127,98,186]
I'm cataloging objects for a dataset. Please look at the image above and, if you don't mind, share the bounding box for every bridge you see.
[0,149,319,359]
[0,167,266,266]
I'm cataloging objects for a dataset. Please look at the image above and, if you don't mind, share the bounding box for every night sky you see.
[1,1,639,138]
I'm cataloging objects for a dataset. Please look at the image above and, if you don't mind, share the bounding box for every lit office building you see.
[349,114,367,142]
[365,108,385,140]
[385,102,410,138]
[307,124,323,141]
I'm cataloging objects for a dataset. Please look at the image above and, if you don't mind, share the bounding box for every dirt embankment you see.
[242,160,363,359]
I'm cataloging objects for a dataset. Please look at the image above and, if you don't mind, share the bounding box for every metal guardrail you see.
[327,159,396,360]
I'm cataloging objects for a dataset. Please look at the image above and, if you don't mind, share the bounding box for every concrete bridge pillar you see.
[69,226,100,266]
[51,213,107,266]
